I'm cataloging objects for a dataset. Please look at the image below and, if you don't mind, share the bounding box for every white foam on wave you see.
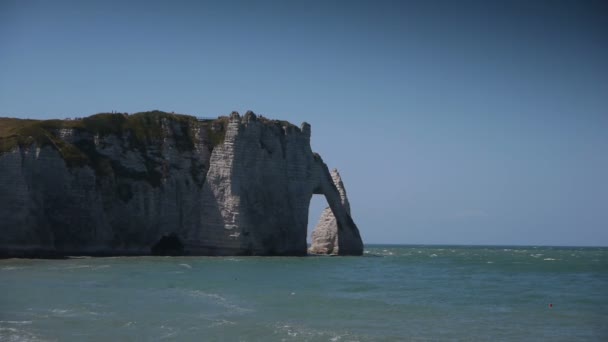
[179,263,192,269]
[224,257,242,262]
[92,265,110,270]
[543,258,557,261]
[208,319,235,328]
[486,261,494,264]
[0,321,33,325]
[186,290,251,314]
[0,326,47,341]
[530,254,543,258]
[158,324,177,339]
[272,322,354,341]
[1,266,24,271]
[64,264,92,270]
[188,290,226,302]
[51,309,69,314]
[430,254,438,257]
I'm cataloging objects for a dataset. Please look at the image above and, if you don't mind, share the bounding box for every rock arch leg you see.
[309,168,363,255]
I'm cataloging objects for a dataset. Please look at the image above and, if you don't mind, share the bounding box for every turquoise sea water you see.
[1,245,607,341]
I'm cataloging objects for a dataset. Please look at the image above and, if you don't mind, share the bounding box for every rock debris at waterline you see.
[0,110,363,257]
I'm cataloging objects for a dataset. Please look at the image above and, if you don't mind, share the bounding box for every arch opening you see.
[307,194,330,245]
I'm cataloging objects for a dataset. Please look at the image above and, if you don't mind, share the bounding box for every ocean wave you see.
[272,322,356,341]
[208,319,236,328]
[92,265,110,270]
[187,290,226,302]
[0,326,47,342]
[223,257,242,262]
[51,309,70,315]
[0,321,32,325]
[1,266,25,271]
[185,290,251,314]
[158,325,178,340]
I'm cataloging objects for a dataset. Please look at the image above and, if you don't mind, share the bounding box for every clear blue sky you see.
[1,0,607,246]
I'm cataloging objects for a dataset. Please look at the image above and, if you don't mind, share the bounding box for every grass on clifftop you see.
[0,111,228,186]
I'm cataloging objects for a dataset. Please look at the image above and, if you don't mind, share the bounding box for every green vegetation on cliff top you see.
[0,111,227,152]
[0,111,229,186]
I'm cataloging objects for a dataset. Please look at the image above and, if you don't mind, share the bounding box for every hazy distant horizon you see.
[1,0,607,246]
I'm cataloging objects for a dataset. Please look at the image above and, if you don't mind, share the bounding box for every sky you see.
[1,0,607,246]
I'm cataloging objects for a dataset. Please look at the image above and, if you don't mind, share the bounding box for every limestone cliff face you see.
[0,111,363,257]
[309,169,363,255]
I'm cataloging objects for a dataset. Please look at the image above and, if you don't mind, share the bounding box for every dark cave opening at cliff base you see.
[307,194,329,245]
[151,234,185,256]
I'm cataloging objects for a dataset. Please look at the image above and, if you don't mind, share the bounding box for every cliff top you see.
[0,111,230,167]
[0,110,306,168]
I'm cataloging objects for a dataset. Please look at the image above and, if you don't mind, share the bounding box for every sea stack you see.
[0,110,363,257]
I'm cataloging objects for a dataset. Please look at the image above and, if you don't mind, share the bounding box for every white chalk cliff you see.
[0,111,363,257]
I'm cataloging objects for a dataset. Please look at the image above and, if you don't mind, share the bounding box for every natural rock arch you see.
[308,168,363,255]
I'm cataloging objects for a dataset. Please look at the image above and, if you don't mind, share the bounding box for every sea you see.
[1,245,607,341]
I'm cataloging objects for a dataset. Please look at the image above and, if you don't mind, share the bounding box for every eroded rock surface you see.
[0,111,363,257]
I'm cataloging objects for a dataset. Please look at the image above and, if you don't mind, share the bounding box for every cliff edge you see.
[0,110,363,257]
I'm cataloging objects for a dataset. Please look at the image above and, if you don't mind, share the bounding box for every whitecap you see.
[179,263,192,269]
[543,258,557,261]
[188,290,226,301]
[186,290,251,313]
[65,265,92,269]
[486,261,494,264]
[208,319,235,327]
[50,308,72,316]
[0,326,47,341]
[430,254,438,257]
[0,321,32,325]
[92,265,110,270]
[1,266,24,271]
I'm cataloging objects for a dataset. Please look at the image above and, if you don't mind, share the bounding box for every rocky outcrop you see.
[309,169,363,255]
[0,111,363,257]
